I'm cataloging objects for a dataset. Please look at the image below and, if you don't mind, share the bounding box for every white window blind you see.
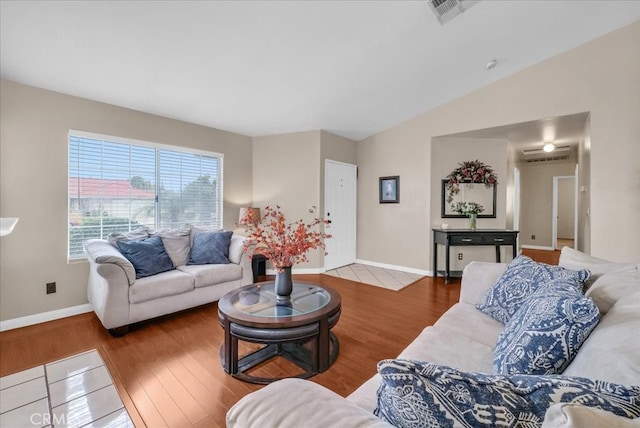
[68,132,223,260]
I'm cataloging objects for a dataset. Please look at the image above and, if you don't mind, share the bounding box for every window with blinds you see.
[68,131,223,260]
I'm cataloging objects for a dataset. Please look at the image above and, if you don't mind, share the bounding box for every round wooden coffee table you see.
[218,281,341,384]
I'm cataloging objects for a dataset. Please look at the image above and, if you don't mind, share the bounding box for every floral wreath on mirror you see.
[445,160,498,203]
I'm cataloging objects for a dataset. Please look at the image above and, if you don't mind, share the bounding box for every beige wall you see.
[357,21,640,269]
[519,161,576,248]
[0,79,253,321]
[431,137,508,271]
[251,130,356,271]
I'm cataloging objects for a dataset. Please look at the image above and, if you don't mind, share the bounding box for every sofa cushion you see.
[177,264,242,288]
[155,227,191,267]
[476,255,590,324]
[226,378,394,428]
[188,230,233,265]
[116,236,174,279]
[563,291,640,386]
[543,403,640,428]
[433,302,504,348]
[129,269,195,304]
[493,281,599,375]
[374,359,640,428]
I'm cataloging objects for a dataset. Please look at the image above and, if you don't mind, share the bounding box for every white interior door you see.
[553,175,576,250]
[324,160,357,271]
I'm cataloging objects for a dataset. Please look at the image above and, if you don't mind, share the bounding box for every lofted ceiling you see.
[1,1,639,141]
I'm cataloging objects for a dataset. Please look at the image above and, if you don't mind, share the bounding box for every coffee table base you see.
[219,332,339,384]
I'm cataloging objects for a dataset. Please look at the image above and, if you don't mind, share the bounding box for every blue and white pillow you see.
[116,236,174,279]
[493,281,599,375]
[476,255,590,324]
[374,359,640,428]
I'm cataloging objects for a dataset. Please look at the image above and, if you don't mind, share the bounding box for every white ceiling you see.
[1,1,639,141]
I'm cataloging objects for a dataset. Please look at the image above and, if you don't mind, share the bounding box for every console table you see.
[433,229,519,283]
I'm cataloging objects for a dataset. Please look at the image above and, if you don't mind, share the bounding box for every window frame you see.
[68,130,224,261]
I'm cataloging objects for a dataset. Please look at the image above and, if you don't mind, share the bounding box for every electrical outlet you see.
[46,282,56,294]
[531,235,536,240]
[457,253,463,260]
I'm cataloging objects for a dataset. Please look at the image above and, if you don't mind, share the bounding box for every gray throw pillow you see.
[155,227,191,267]
[188,230,233,265]
[116,236,174,279]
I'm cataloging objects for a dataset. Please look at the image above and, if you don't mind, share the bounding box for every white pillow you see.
[559,247,636,285]
[585,265,640,314]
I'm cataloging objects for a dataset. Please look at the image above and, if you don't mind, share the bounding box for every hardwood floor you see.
[0,274,460,427]
[521,247,561,265]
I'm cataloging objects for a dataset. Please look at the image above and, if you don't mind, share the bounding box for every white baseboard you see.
[355,259,432,277]
[521,245,554,251]
[0,304,93,332]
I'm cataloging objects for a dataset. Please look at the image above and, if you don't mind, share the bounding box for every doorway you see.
[324,160,357,271]
[553,175,577,250]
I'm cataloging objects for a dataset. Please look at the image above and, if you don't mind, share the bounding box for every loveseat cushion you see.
[188,230,233,265]
[129,269,195,304]
[117,236,174,279]
[476,255,590,324]
[493,281,599,375]
[374,359,640,428]
[177,264,242,288]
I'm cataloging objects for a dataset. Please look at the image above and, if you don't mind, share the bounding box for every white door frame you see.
[513,167,521,252]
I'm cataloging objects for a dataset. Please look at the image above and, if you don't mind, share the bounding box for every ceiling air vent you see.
[428,0,481,25]
[525,155,571,163]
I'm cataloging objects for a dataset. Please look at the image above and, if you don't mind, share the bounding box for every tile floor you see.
[324,263,424,291]
[0,350,133,428]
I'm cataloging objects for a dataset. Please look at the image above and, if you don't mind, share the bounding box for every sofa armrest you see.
[226,378,393,428]
[83,239,136,285]
[459,261,507,305]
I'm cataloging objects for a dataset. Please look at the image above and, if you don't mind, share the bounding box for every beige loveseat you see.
[84,231,252,334]
[227,248,640,427]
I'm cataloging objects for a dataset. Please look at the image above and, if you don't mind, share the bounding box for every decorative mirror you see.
[441,179,497,218]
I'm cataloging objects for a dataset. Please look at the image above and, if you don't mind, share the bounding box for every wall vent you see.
[428,0,481,25]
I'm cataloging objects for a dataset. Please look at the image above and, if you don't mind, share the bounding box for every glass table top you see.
[231,282,331,318]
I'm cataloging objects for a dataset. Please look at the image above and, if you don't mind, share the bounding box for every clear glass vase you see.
[468,213,477,231]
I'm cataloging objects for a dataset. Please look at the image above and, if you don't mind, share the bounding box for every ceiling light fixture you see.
[543,143,556,153]
[485,59,497,70]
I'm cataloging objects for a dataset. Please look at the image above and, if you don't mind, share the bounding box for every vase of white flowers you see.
[451,201,484,231]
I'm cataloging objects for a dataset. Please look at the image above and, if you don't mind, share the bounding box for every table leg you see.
[445,241,451,283]
[318,319,328,372]
[513,243,517,259]
[433,240,438,279]
[495,245,501,263]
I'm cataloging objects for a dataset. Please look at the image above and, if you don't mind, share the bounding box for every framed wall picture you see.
[379,176,399,203]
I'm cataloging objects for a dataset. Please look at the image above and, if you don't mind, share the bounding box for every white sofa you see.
[226,248,640,427]
[84,233,253,334]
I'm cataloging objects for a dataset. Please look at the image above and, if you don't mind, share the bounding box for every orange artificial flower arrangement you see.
[240,206,331,271]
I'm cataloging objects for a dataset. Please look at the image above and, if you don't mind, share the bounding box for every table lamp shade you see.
[239,207,261,225]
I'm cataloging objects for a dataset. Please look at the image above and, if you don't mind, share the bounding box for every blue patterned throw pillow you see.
[493,280,599,375]
[374,359,640,428]
[116,236,174,279]
[476,255,591,324]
